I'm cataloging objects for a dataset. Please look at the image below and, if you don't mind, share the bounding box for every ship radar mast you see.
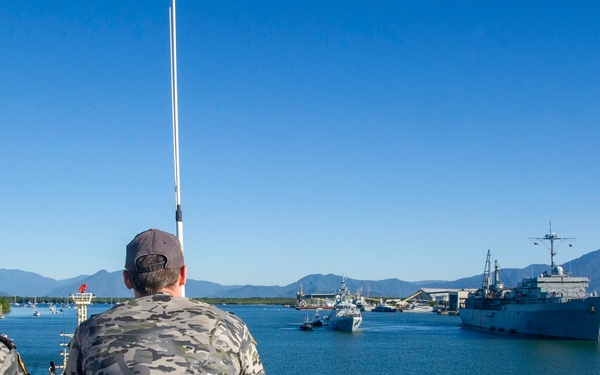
[530,221,575,276]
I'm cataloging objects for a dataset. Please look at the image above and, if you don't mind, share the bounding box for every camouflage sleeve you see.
[239,327,265,375]
[0,336,28,375]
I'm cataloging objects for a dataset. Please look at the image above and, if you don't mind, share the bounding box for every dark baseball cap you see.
[125,228,184,273]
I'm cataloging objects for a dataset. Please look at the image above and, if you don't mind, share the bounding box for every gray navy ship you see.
[460,225,600,340]
[327,276,362,331]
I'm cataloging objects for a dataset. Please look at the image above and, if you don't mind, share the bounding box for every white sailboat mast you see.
[169,0,185,296]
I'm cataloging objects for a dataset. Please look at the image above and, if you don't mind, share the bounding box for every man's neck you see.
[134,286,181,298]
[159,285,181,296]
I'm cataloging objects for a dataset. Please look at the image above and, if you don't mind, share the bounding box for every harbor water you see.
[2,304,600,374]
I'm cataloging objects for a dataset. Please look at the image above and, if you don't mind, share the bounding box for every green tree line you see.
[0,298,10,314]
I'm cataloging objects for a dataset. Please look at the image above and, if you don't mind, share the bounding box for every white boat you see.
[32,297,40,316]
[49,304,59,314]
[403,302,434,313]
[328,276,362,331]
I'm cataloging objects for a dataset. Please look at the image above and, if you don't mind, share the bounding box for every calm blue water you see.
[2,304,600,375]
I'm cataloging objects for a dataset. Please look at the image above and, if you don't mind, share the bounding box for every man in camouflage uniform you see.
[0,334,28,375]
[64,228,265,374]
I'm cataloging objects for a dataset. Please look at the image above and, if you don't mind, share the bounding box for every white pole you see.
[170,0,185,296]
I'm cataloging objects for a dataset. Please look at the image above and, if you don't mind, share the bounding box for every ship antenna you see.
[169,0,185,296]
[530,221,575,275]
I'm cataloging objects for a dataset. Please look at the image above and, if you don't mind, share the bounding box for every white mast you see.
[169,0,185,296]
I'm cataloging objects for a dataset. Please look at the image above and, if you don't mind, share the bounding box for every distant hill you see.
[2,249,599,298]
[0,269,89,297]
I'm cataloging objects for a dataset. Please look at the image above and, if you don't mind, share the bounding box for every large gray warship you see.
[327,276,362,332]
[460,225,600,340]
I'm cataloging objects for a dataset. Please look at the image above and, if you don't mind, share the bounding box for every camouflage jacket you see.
[0,335,28,375]
[64,294,265,375]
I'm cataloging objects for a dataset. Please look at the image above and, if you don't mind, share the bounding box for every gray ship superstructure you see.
[460,226,600,340]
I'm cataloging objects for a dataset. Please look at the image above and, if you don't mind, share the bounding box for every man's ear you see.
[123,270,134,290]
[179,265,187,286]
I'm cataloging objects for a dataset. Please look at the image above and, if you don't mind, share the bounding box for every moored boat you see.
[32,297,40,316]
[403,302,433,313]
[353,288,373,312]
[373,298,397,312]
[460,225,600,340]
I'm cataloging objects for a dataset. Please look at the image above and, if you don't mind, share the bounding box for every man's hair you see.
[127,255,180,295]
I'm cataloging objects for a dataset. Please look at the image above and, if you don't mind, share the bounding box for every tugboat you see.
[299,315,313,331]
[311,309,324,327]
[327,276,362,332]
[460,224,600,340]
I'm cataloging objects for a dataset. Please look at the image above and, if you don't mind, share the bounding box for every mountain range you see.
[2,249,599,298]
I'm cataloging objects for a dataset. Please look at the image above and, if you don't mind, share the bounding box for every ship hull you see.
[460,296,600,340]
[329,314,362,331]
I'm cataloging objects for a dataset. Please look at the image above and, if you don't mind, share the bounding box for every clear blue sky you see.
[1,1,599,287]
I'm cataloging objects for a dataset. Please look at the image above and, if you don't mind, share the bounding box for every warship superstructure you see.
[460,225,600,340]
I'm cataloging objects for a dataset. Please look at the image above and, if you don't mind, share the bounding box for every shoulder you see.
[0,336,9,361]
[0,335,17,361]
[0,335,16,351]
[165,297,248,328]
[0,335,27,375]
[80,296,244,329]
